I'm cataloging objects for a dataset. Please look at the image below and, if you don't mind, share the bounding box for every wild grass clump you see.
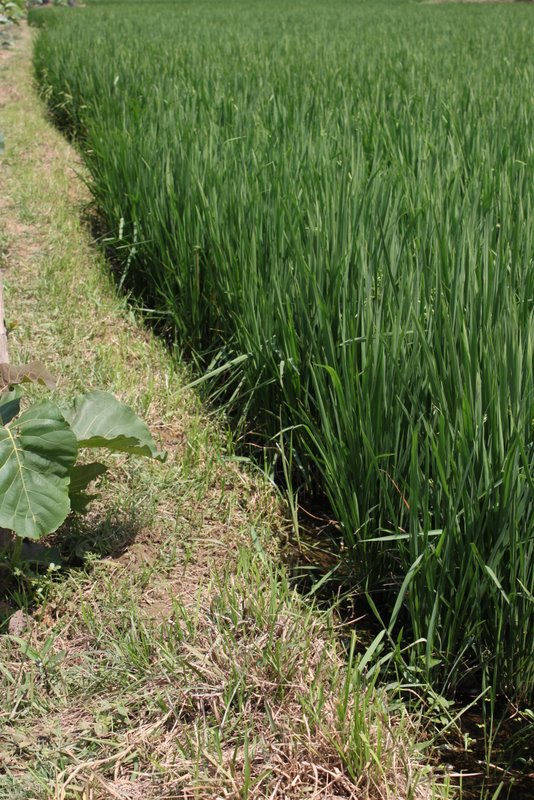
[0,550,450,799]
[31,0,534,703]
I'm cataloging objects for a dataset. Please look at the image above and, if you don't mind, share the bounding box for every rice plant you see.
[31,0,534,703]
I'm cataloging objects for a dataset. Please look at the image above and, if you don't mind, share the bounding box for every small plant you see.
[0,0,23,53]
[0,364,164,543]
[0,0,24,26]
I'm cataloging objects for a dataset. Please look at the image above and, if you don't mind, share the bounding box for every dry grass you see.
[2,555,443,800]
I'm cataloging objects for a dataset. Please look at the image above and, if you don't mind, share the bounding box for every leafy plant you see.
[0,373,164,542]
[0,0,24,25]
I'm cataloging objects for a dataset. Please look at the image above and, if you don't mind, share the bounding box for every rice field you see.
[31,0,534,705]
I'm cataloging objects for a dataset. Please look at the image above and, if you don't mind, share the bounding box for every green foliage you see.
[0,0,24,25]
[63,390,161,458]
[0,382,163,540]
[0,397,77,539]
[31,0,534,702]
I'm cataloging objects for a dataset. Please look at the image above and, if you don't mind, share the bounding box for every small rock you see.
[8,609,30,637]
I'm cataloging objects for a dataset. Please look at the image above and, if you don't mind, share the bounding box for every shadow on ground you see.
[0,508,143,626]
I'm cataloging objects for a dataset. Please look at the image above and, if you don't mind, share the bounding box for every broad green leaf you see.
[63,390,164,460]
[68,461,108,513]
[70,490,98,514]
[0,387,21,425]
[0,401,78,539]
[69,462,108,493]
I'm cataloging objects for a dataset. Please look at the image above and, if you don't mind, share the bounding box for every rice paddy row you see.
[31,0,534,705]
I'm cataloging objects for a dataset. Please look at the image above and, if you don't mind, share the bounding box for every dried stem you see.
[0,270,9,365]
